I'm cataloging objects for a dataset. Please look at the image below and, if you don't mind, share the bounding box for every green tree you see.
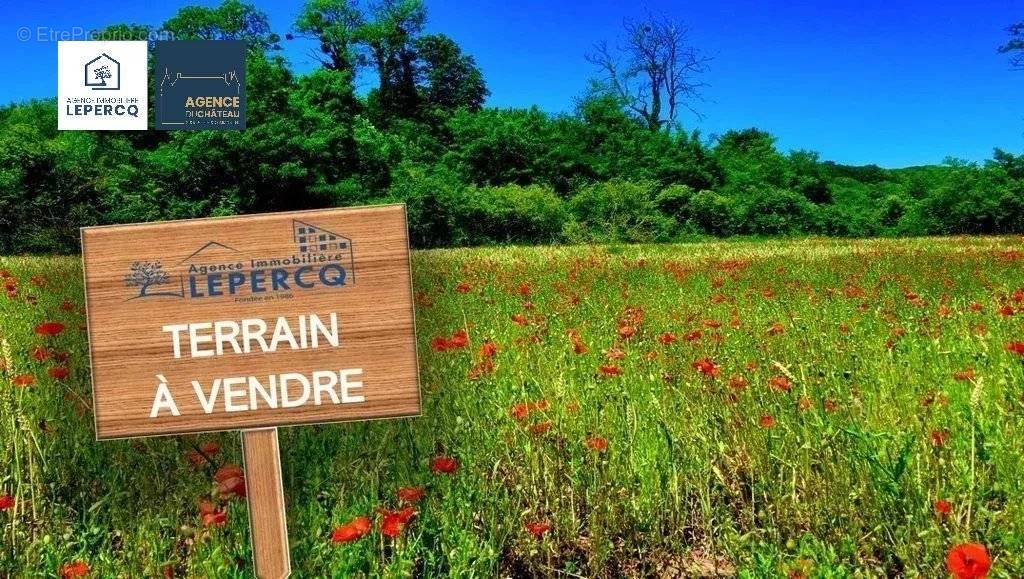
[999,21,1024,69]
[414,34,489,113]
[294,0,364,72]
[163,0,280,51]
[359,0,427,125]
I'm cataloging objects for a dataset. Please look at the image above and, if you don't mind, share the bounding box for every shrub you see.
[737,186,815,235]
[687,190,737,236]
[567,180,674,243]
[461,184,567,244]
[387,164,470,248]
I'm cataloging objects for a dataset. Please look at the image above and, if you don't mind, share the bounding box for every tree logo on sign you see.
[124,261,184,299]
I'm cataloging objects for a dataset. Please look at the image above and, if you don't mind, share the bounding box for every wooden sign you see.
[80,204,420,578]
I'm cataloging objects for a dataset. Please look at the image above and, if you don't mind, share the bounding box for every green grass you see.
[2,236,1024,577]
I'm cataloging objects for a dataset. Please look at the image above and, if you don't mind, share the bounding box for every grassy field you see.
[2,236,1023,578]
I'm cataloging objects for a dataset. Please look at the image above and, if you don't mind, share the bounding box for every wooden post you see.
[242,428,291,579]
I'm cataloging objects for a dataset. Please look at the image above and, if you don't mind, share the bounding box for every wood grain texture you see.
[81,204,421,439]
[242,428,291,579]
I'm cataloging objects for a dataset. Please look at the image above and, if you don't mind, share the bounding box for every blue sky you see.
[1,0,1022,167]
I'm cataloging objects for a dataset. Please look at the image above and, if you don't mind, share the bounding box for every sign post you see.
[242,428,290,578]
[80,205,421,578]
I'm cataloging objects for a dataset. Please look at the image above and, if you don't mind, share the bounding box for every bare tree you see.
[587,13,711,131]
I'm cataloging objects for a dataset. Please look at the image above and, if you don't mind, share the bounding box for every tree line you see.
[1,0,1023,253]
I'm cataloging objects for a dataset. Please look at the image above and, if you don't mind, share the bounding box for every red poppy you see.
[214,464,246,499]
[823,399,839,413]
[456,281,471,294]
[946,543,991,579]
[585,435,608,452]
[517,283,531,297]
[199,500,227,527]
[605,348,625,361]
[397,486,426,503]
[692,358,720,377]
[12,374,35,386]
[759,415,776,428]
[657,332,676,345]
[60,299,76,312]
[998,304,1015,317]
[0,493,14,510]
[683,329,702,342]
[769,376,793,392]
[31,346,50,361]
[798,397,813,411]
[34,322,65,337]
[568,329,588,354]
[48,367,70,380]
[934,499,952,516]
[529,420,552,436]
[430,336,450,351]
[766,322,785,336]
[187,442,222,466]
[448,330,468,349]
[728,375,748,390]
[1007,342,1024,356]
[380,506,416,537]
[511,313,529,326]
[953,368,975,381]
[430,455,459,474]
[59,561,90,579]
[510,403,530,421]
[525,520,551,537]
[702,319,721,329]
[468,359,495,380]
[331,515,372,543]
[969,301,984,312]
[431,329,470,352]
[479,341,498,359]
[598,364,622,377]
[617,325,637,339]
[510,400,548,421]
[931,429,951,448]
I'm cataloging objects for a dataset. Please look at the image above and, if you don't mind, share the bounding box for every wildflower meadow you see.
[1,236,1023,577]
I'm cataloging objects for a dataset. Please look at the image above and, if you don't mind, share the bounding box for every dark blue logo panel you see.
[155,40,246,130]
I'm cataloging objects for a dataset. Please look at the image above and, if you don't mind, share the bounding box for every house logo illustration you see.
[125,222,354,302]
[58,41,147,130]
[85,53,120,90]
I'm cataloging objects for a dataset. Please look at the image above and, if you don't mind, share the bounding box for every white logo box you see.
[58,41,148,131]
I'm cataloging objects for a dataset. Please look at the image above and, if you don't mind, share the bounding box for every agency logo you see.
[84,53,120,90]
[155,40,246,130]
[125,221,353,302]
[58,41,147,130]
